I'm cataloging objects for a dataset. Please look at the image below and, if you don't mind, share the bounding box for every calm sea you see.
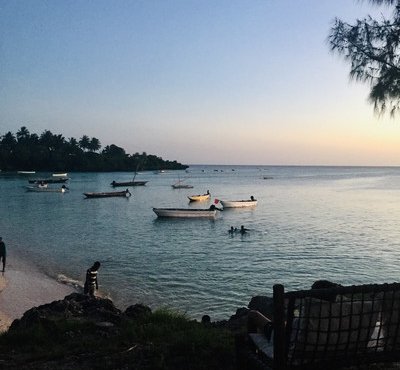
[1,165,400,320]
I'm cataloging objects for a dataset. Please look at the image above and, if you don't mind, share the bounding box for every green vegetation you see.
[0,126,188,172]
[329,0,400,116]
[0,308,236,370]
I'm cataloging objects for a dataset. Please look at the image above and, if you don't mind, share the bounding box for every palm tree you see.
[79,135,90,151]
[16,126,30,143]
[88,137,101,152]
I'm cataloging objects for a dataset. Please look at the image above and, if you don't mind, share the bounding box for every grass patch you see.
[0,308,236,369]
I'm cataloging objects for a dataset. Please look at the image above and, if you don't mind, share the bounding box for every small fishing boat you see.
[26,185,69,193]
[188,190,210,202]
[172,177,193,189]
[110,180,148,187]
[29,178,69,184]
[52,173,68,177]
[172,184,194,189]
[152,208,217,218]
[219,196,258,208]
[18,171,36,175]
[111,166,148,187]
[84,189,132,198]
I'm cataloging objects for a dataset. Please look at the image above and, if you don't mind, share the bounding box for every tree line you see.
[0,127,188,172]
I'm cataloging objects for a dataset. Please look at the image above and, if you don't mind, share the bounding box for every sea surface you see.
[1,165,400,320]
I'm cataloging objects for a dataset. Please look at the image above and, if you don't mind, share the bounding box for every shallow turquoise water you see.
[2,165,400,320]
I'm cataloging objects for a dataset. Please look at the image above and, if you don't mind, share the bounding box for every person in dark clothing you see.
[240,225,249,234]
[84,261,101,297]
[0,237,6,273]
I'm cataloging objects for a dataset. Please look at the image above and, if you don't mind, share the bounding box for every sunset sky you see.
[1,0,399,166]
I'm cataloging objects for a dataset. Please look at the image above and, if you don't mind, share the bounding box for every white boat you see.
[153,208,217,218]
[18,171,36,175]
[26,185,69,193]
[219,196,257,208]
[52,173,68,177]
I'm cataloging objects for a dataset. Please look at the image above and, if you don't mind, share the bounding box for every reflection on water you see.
[1,165,400,320]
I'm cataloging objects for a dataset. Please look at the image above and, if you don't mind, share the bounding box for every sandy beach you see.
[0,251,77,332]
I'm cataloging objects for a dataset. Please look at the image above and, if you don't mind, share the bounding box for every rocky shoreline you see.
[0,292,274,370]
[9,292,273,334]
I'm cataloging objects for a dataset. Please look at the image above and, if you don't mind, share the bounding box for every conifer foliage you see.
[329,0,400,116]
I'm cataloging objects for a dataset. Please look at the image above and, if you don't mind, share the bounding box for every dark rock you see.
[9,293,122,332]
[234,307,249,318]
[124,303,152,319]
[248,295,273,319]
[225,307,249,332]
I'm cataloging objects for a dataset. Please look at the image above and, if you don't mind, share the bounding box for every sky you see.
[1,0,399,166]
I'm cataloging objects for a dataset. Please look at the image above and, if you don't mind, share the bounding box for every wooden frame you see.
[238,282,400,370]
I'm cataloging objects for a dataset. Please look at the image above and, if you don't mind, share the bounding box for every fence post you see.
[273,284,286,370]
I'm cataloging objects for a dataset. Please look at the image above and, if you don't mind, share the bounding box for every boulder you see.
[124,303,152,319]
[248,295,273,319]
[9,293,122,331]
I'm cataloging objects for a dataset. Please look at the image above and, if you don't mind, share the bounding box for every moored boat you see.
[29,178,69,184]
[172,184,194,189]
[52,173,68,177]
[188,190,210,202]
[18,171,36,175]
[153,208,217,218]
[219,196,257,208]
[84,189,132,198]
[25,185,69,193]
[110,180,148,187]
[172,177,193,189]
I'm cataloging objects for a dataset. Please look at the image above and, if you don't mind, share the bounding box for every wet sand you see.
[0,252,76,332]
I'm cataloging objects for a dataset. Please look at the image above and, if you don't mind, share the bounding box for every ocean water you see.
[1,165,400,320]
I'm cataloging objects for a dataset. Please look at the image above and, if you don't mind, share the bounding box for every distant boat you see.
[111,169,148,187]
[263,176,273,180]
[172,177,193,189]
[172,183,194,189]
[26,185,68,193]
[188,190,210,202]
[111,180,148,187]
[52,173,68,177]
[219,196,257,208]
[84,189,132,198]
[153,208,217,218]
[18,171,36,175]
[29,178,69,184]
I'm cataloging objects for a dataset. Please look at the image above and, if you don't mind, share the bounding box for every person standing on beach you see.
[84,261,101,297]
[0,237,6,273]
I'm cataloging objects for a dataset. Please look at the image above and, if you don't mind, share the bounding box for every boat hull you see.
[25,186,68,193]
[111,181,148,187]
[84,191,131,198]
[52,173,68,177]
[29,178,69,184]
[188,194,211,202]
[220,200,257,208]
[153,208,216,218]
[172,184,194,189]
[18,171,36,175]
